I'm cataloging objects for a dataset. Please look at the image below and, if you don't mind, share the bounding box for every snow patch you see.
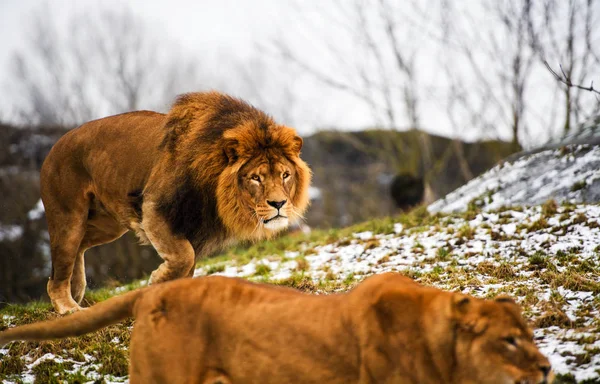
[27,199,45,220]
[0,225,23,242]
[429,145,600,213]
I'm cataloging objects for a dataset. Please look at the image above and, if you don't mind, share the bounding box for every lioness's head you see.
[368,274,552,384]
[213,105,311,240]
[451,295,552,384]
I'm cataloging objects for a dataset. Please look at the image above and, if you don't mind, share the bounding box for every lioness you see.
[0,273,552,384]
[40,92,311,314]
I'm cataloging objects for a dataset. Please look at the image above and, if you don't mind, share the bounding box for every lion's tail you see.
[0,289,144,346]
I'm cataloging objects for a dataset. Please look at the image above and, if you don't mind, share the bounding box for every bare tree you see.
[433,1,536,149]
[544,61,600,96]
[6,5,203,126]
[223,52,304,127]
[487,0,537,148]
[527,0,600,134]
[271,0,600,156]
[270,0,442,185]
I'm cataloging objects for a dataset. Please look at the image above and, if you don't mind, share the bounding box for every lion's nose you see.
[267,200,287,209]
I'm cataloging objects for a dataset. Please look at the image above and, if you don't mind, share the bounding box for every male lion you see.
[40,92,311,314]
[0,273,553,384]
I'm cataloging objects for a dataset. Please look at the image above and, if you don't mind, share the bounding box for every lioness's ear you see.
[495,295,522,314]
[453,294,471,315]
[453,294,488,334]
[223,139,239,165]
[495,296,516,305]
[292,136,303,154]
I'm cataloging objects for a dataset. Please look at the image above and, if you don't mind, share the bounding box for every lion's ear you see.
[292,136,303,154]
[452,294,488,335]
[223,139,239,165]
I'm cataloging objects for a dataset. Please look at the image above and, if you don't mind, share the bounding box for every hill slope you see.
[1,202,599,383]
[429,144,600,213]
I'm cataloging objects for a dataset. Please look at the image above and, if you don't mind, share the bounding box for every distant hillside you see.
[302,129,516,227]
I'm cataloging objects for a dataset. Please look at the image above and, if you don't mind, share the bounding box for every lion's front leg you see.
[142,208,195,285]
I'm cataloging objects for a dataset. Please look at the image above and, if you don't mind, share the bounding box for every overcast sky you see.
[1,1,598,146]
[1,0,283,68]
[2,0,377,133]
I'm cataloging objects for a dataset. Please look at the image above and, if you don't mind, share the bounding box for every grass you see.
[206,264,226,275]
[253,263,272,277]
[0,289,135,382]
[476,261,517,280]
[2,203,600,382]
[436,247,451,261]
[542,199,559,216]
[528,217,549,232]
[527,251,558,272]
[571,181,587,192]
[31,360,75,384]
[0,207,449,382]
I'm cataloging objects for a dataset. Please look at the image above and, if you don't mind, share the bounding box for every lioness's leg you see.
[142,208,195,284]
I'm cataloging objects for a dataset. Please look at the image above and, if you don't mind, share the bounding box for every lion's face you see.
[454,296,553,384]
[216,123,311,240]
[238,154,301,232]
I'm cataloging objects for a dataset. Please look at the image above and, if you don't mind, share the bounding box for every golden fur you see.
[0,273,553,384]
[40,92,311,314]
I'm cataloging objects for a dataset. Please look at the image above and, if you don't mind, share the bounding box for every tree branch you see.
[544,61,600,96]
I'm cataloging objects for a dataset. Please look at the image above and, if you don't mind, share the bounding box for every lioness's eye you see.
[250,175,261,182]
[282,171,290,179]
[504,336,517,346]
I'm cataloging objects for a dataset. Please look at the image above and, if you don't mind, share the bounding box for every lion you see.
[39,91,311,314]
[0,273,553,384]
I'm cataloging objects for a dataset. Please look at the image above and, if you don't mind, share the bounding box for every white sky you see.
[0,0,282,63]
[1,0,376,134]
[1,0,596,146]
[0,0,290,86]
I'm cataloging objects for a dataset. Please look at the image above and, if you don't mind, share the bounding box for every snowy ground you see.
[2,203,599,382]
[429,144,600,213]
[0,349,126,384]
[0,225,23,242]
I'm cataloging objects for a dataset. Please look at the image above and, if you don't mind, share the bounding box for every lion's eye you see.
[282,171,290,179]
[250,175,261,182]
[504,336,517,346]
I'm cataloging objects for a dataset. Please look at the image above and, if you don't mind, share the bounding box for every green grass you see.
[193,205,444,273]
[571,181,587,192]
[0,289,135,382]
[1,206,449,382]
[2,204,599,382]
